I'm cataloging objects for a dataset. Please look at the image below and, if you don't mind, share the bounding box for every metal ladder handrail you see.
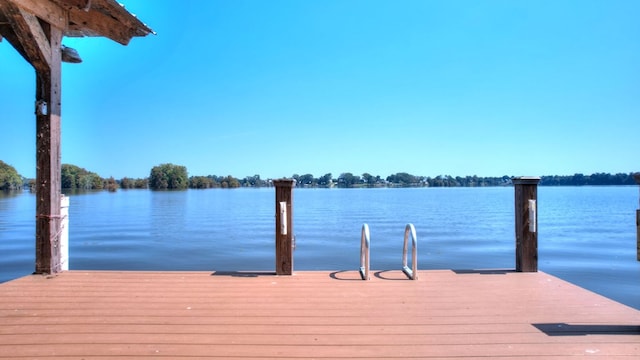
[359,223,370,280]
[402,223,418,280]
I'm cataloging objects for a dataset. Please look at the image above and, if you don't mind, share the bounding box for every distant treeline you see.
[292,172,639,188]
[538,173,638,186]
[65,164,640,191]
[1,160,638,192]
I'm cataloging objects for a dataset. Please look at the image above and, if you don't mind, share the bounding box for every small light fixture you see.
[61,45,82,63]
[35,100,48,115]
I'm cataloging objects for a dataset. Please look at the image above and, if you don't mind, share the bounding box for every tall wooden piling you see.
[274,179,295,275]
[34,26,64,275]
[637,209,640,262]
[513,176,541,272]
[633,173,640,261]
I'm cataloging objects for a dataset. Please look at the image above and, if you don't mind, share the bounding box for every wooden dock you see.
[1,270,639,359]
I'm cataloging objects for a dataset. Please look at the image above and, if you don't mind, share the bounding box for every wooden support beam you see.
[7,0,67,30]
[34,23,63,275]
[18,8,52,68]
[0,1,52,72]
[54,0,92,11]
[0,24,31,62]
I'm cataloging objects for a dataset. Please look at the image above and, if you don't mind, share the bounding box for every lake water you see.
[1,186,639,310]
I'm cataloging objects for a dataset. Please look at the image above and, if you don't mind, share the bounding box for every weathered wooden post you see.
[513,176,540,272]
[35,51,63,274]
[0,1,152,274]
[274,179,295,275]
[633,173,640,261]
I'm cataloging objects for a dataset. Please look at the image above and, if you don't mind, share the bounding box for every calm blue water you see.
[1,187,639,309]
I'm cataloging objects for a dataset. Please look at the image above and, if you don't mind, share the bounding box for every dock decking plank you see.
[1,270,638,358]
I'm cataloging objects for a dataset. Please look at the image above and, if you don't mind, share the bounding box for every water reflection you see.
[1,186,639,310]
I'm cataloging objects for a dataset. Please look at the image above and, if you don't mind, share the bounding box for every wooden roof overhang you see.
[0,0,153,71]
[0,0,152,275]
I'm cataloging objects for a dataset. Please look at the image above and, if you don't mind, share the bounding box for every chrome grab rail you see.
[359,223,370,280]
[402,223,418,280]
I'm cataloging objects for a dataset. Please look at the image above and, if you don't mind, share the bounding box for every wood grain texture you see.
[1,270,638,359]
[0,0,54,72]
[7,0,67,31]
[513,177,540,272]
[34,25,62,275]
[274,179,294,275]
[636,209,639,261]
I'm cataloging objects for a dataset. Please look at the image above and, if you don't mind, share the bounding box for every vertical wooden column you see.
[35,24,63,274]
[633,173,640,261]
[513,176,540,272]
[274,179,295,275]
[636,210,640,262]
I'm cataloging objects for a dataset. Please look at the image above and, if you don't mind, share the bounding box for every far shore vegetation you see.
[1,160,638,192]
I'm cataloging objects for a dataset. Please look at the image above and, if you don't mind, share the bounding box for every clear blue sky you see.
[1,0,638,180]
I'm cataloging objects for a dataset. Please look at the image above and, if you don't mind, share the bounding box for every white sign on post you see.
[528,199,537,233]
[279,201,287,235]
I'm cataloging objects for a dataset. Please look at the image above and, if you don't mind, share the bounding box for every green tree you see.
[362,173,373,186]
[298,173,315,187]
[120,177,132,189]
[571,173,586,185]
[291,174,300,185]
[61,164,103,190]
[362,173,381,187]
[189,176,214,189]
[240,174,265,187]
[149,163,188,190]
[338,172,360,187]
[61,165,76,189]
[104,177,118,192]
[386,172,419,186]
[0,160,22,190]
[227,175,240,188]
[121,177,148,189]
[219,175,240,188]
[134,178,149,189]
[318,173,332,187]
